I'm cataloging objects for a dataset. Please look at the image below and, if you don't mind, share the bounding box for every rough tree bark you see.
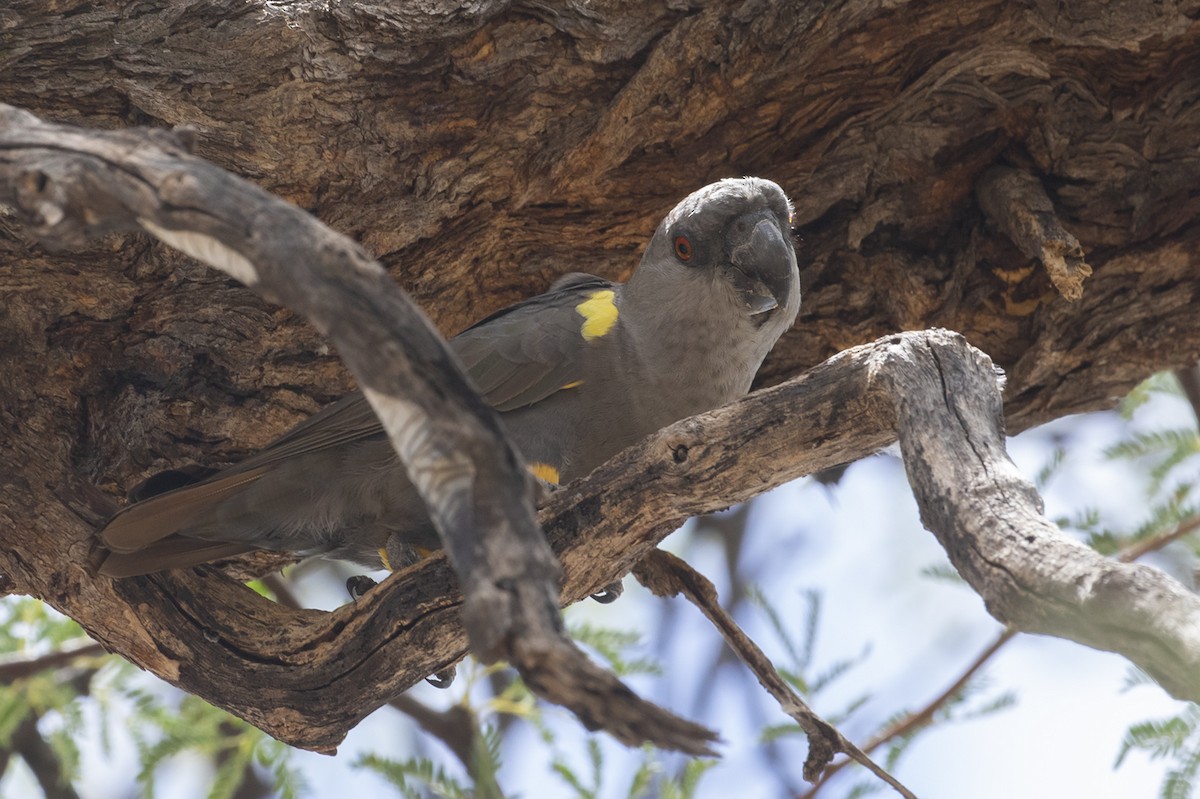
[0,0,1198,758]
[0,104,719,755]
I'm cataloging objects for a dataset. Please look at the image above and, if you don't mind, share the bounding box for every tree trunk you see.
[1,0,1198,752]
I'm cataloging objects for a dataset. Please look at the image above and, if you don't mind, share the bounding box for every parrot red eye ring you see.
[673,235,693,261]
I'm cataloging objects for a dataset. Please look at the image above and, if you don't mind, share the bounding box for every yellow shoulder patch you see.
[378,546,393,572]
[529,462,561,485]
[576,289,618,341]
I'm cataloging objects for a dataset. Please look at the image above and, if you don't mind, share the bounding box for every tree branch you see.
[802,508,1200,796]
[634,550,918,798]
[1174,364,1200,428]
[9,710,81,799]
[1,106,1198,755]
[976,166,1091,301]
[799,628,1016,798]
[1118,514,1200,564]
[0,640,105,683]
[874,333,1200,701]
[0,104,714,755]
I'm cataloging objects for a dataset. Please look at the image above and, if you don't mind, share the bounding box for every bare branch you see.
[1118,514,1200,564]
[0,104,714,755]
[2,106,1197,754]
[634,550,918,798]
[1174,364,1200,428]
[10,711,81,799]
[799,628,1016,798]
[976,166,1091,301]
[802,513,1200,796]
[388,698,481,780]
[0,640,106,683]
[874,333,1200,700]
[388,695,506,799]
[258,574,302,611]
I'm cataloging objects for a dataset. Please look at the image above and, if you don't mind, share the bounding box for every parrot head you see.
[641,177,799,328]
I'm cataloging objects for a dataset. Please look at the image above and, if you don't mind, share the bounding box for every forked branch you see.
[2,105,1197,763]
[0,104,714,755]
[634,550,919,797]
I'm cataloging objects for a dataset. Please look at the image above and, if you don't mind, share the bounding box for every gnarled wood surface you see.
[1,0,1198,752]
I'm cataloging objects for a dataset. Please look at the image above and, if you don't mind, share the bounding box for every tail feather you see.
[98,538,256,577]
[99,466,269,552]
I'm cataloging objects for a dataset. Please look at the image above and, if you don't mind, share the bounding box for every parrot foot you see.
[590,580,624,604]
[346,575,378,600]
[533,475,562,504]
[425,666,457,689]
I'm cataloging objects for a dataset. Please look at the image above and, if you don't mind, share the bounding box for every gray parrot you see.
[97,177,801,577]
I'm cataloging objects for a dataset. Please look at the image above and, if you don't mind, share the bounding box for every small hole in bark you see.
[889,336,902,345]
[34,171,48,192]
[1026,535,1036,544]
[672,444,689,463]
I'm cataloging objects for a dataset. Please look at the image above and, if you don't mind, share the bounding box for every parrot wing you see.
[452,272,612,411]
[97,273,614,569]
[196,270,613,471]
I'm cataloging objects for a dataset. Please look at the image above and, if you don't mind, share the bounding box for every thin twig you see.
[388,697,505,799]
[0,639,105,683]
[633,549,919,799]
[863,629,1015,749]
[1118,514,1200,563]
[797,512,1200,797]
[11,709,82,799]
[798,627,1015,798]
[1174,364,1200,427]
[259,573,302,610]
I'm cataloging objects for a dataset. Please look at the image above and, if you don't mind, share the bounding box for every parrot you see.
[96,177,801,578]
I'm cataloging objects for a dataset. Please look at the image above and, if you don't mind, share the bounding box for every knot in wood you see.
[672,443,689,463]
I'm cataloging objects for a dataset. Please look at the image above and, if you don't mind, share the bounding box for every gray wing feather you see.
[98,275,612,562]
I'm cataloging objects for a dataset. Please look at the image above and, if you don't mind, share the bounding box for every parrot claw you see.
[346,575,378,600]
[533,476,562,504]
[590,580,624,604]
[425,666,456,689]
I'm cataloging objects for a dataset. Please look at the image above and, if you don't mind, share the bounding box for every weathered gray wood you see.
[541,332,1200,710]
[976,166,1091,300]
[0,105,715,755]
[880,332,1200,701]
[0,0,1198,759]
[633,549,918,799]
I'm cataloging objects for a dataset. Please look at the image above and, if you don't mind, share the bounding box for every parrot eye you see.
[673,235,693,262]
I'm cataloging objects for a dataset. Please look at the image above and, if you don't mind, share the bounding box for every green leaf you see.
[759,723,802,744]
[625,748,660,799]
[355,752,472,799]
[0,687,32,746]
[677,759,716,798]
[1035,446,1068,489]
[918,563,963,583]
[1119,373,1183,419]
[568,623,663,678]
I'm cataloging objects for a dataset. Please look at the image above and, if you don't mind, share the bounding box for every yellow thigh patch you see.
[529,462,561,485]
[378,545,438,572]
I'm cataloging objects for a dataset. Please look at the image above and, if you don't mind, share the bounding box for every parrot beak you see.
[726,212,796,316]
